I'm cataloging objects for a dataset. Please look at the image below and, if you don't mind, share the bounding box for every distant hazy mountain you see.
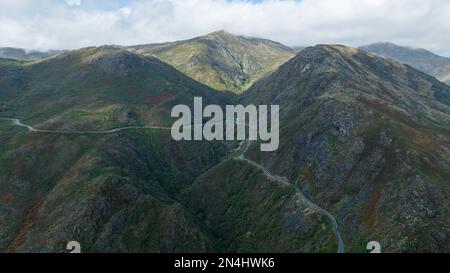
[129,31,296,93]
[360,42,450,85]
[292,46,306,53]
[0,47,62,61]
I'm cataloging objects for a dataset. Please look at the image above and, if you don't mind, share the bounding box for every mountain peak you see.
[128,31,295,93]
[363,41,402,48]
[360,42,435,56]
[294,44,366,67]
[313,44,360,55]
[206,30,229,36]
[203,30,239,41]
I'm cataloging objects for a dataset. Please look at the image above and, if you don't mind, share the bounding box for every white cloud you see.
[66,0,81,6]
[1,0,450,56]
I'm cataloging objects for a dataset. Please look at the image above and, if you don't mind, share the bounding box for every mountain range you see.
[361,42,450,85]
[0,33,449,253]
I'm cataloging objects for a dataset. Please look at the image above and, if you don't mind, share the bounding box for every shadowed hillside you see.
[234,45,449,252]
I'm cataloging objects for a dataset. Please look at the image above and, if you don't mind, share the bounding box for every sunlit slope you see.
[130,31,296,93]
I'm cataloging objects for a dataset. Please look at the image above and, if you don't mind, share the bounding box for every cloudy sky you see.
[1,0,450,56]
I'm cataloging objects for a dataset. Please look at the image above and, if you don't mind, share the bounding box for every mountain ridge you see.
[360,42,450,85]
[0,45,232,131]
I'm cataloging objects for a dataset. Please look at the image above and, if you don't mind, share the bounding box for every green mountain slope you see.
[182,159,338,253]
[0,120,228,252]
[129,31,296,93]
[360,42,450,85]
[0,46,231,130]
[0,45,232,253]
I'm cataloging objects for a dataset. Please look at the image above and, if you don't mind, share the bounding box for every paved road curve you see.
[1,117,344,253]
[0,118,172,133]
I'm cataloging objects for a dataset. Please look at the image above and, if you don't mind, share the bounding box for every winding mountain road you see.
[0,117,344,253]
[237,140,345,254]
[0,118,172,133]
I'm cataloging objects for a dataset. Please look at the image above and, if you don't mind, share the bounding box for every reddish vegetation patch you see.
[12,159,26,175]
[6,197,45,253]
[39,239,51,246]
[145,92,175,105]
[361,189,381,229]
[41,141,56,156]
[44,120,66,131]
[127,84,135,96]
[399,123,441,150]
[139,213,147,222]
[359,97,450,140]
[0,192,13,205]
[159,130,171,144]
[302,165,313,179]
[100,79,109,87]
